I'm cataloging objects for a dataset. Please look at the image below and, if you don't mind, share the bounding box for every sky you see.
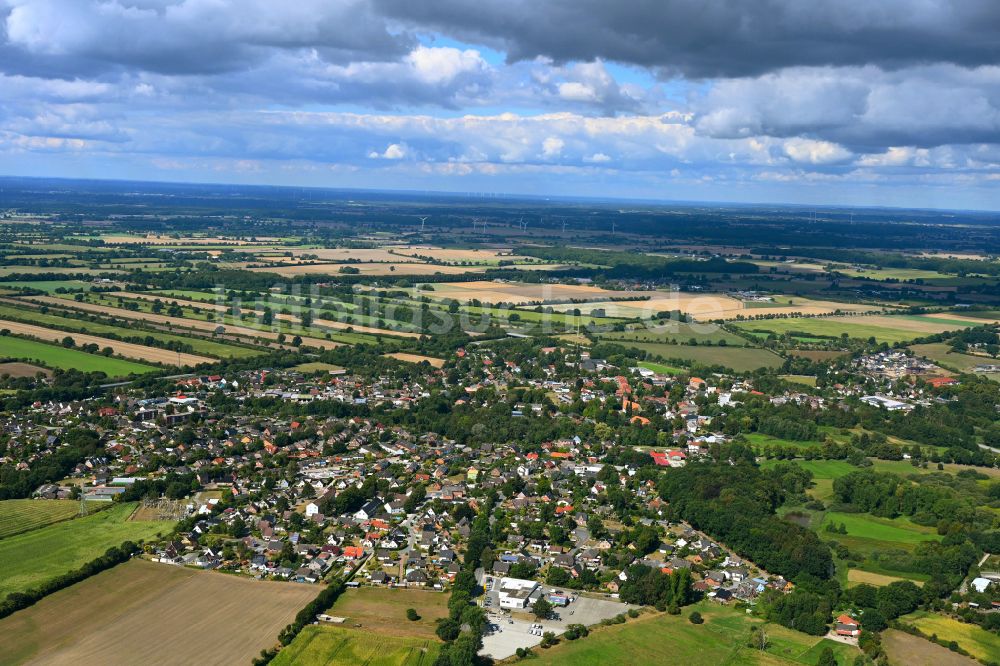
[3,1,1000,210]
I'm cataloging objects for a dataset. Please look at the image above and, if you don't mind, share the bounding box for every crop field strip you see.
[0,334,159,376]
[113,291,423,338]
[0,298,262,359]
[0,318,213,366]
[0,499,88,539]
[0,502,170,598]
[25,294,345,350]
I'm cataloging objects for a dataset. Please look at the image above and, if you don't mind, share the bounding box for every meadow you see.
[272,625,441,666]
[881,629,978,666]
[733,315,956,344]
[0,499,86,539]
[601,321,748,345]
[0,334,157,376]
[910,343,999,378]
[327,587,451,639]
[528,602,858,666]
[613,340,783,372]
[0,502,169,597]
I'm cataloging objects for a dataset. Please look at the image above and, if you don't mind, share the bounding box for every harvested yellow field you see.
[391,246,530,264]
[0,558,318,666]
[430,280,634,305]
[0,319,212,366]
[253,262,484,276]
[284,247,418,262]
[28,296,343,349]
[114,292,420,339]
[384,352,445,367]
[547,293,865,320]
[847,569,923,587]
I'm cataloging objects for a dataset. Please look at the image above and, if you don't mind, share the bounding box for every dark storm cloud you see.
[0,0,413,77]
[376,0,1000,78]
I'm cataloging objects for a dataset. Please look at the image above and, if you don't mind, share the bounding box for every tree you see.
[406,608,419,621]
[817,646,837,666]
[747,626,769,651]
[532,597,553,620]
[689,611,704,624]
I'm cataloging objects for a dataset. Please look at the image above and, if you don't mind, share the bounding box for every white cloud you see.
[369,142,408,159]
[782,138,853,165]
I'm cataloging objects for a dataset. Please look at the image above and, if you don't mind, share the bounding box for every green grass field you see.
[734,318,925,344]
[780,374,818,386]
[272,625,441,666]
[0,502,170,597]
[900,611,1000,663]
[638,360,685,375]
[910,343,999,377]
[529,602,859,666]
[0,335,157,376]
[616,340,783,372]
[818,512,941,548]
[0,499,85,539]
[0,280,90,293]
[601,321,747,345]
[0,303,261,359]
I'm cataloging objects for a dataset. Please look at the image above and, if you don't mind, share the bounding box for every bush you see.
[627,608,640,618]
[406,608,419,621]
[689,611,704,624]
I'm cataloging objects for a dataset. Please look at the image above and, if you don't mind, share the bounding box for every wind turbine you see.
[418,216,428,232]
[562,218,568,234]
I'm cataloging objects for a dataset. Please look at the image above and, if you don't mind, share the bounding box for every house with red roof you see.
[835,614,860,637]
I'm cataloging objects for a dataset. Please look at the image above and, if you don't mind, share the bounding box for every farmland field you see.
[384,352,446,368]
[426,280,634,305]
[882,629,978,666]
[0,301,260,359]
[899,611,1000,663]
[272,625,441,666]
[0,499,84,539]
[0,502,169,597]
[613,341,783,372]
[32,295,345,349]
[817,511,941,548]
[734,315,961,344]
[0,279,91,293]
[601,321,747,345]
[846,569,922,588]
[0,335,157,376]
[0,319,213,366]
[528,602,858,666]
[0,558,317,665]
[254,262,484,276]
[638,360,685,375]
[0,361,51,377]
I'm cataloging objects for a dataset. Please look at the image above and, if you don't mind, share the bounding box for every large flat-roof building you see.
[497,577,539,609]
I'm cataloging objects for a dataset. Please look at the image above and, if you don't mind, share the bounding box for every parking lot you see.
[479,577,627,660]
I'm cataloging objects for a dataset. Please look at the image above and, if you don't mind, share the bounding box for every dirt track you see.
[25,296,343,349]
[0,319,213,366]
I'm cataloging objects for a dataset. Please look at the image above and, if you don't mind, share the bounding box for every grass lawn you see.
[326,587,450,639]
[900,611,1000,663]
[0,502,170,597]
[746,433,824,450]
[780,374,818,386]
[529,602,859,666]
[0,499,85,539]
[292,361,346,374]
[0,335,157,376]
[272,625,441,666]
[612,341,783,372]
[638,360,685,375]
